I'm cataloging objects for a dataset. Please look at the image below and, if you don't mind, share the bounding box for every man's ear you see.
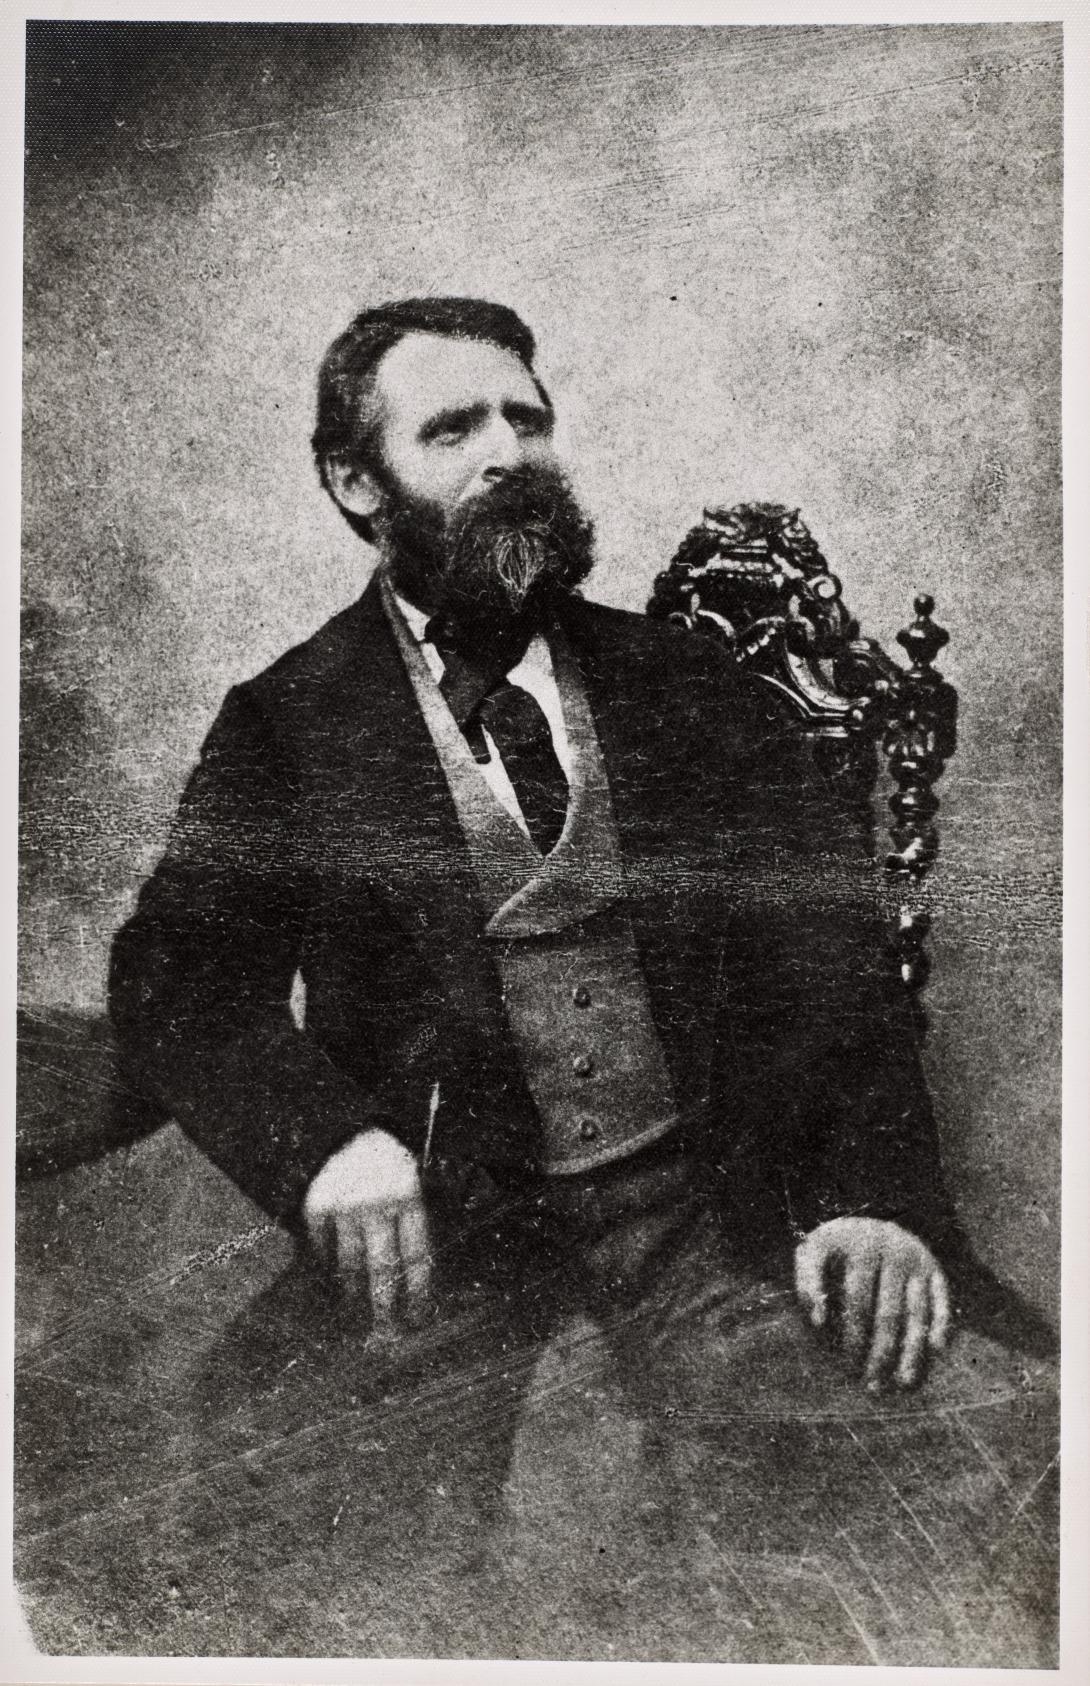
[324,456,383,522]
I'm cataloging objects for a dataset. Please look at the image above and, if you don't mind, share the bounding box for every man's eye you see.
[512,412,550,437]
[429,424,468,445]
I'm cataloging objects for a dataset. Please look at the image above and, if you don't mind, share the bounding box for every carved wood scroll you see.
[647,502,958,998]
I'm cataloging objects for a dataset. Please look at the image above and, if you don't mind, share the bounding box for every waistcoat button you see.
[571,985,592,1008]
[579,1118,599,1142]
[572,1053,594,1077]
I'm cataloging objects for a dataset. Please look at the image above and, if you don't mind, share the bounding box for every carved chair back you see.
[647,503,958,1004]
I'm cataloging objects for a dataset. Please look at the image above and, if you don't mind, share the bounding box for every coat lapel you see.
[300,577,522,1082]
[550,595,745,1117]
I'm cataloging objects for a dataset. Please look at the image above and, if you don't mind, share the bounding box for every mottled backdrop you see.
[20,22,1062,1315]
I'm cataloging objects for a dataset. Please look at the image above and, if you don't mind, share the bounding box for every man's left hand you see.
[794,1216,951,1390]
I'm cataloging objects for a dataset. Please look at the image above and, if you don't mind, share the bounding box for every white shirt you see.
[393,591,572,838]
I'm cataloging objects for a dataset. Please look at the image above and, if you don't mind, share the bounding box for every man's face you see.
[371,332,558,519]
[362,331,596,646]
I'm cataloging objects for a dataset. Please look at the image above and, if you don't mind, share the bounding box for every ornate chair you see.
[647,501,958,1010]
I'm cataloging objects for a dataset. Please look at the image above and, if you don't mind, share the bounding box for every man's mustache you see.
[383,464,596,630]
[443,466,595,611]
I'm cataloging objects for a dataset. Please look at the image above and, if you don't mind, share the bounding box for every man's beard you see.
[380,464,596,659]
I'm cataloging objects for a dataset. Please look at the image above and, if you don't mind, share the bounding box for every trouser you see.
[426,1128,754,1341]
[196,1131,790,1523]
[412,1131,761,1511]
[187,1133,1057,1663]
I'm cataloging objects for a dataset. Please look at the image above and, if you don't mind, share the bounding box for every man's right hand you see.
[302,1127,433,1328]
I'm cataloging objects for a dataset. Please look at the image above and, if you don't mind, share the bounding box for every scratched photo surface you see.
[17,20,1061,1665]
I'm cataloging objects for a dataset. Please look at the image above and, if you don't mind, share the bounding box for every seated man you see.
[109,295,956,1422]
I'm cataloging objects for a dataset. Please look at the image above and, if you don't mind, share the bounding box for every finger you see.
[361,1208,401,1327]
[795,1234,830,1328]
[303,1203,334,1268]
[863,1260,907,1389]
[928,1268,952,1351]
[895,1273,930,1388]
[334,1207,368,1286]
[841,1259,879,1367]
[396,1199,434,1324]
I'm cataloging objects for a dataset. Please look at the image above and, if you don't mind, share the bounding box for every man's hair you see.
[312,296,545,543]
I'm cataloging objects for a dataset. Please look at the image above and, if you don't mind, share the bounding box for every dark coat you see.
[108,579,956,1265]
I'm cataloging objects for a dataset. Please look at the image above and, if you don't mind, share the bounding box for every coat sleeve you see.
[108,682,400,1223]
[709,686,962,1270]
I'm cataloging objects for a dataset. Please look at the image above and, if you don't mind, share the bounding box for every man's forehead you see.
[373,331,543,423]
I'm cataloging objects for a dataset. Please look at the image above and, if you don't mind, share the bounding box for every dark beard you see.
[381,464,596,660]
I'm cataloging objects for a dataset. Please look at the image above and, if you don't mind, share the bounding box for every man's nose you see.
[478,415,526,482]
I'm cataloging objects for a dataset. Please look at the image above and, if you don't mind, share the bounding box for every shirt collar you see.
[391,586,431,645]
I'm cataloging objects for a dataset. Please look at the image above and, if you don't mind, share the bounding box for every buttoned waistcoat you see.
[109,577,957,1267]
[384,583,683,1176]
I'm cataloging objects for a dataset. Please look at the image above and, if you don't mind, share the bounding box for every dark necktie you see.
[426,621,570,856]
[476,680,570,856]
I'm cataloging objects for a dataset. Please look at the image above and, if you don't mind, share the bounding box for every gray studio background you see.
[21,23,1062,1317]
